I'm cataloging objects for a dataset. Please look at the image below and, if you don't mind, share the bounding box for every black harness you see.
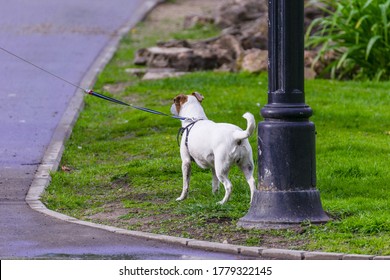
[177,120,201,148]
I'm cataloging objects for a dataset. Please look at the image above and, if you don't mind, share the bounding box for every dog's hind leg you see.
[238,155,256,203]
[176,159,191,201]
[214,161,233,205]
[211,168,220,194]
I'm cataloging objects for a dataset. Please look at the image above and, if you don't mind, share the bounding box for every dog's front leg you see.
[176,159,191,201]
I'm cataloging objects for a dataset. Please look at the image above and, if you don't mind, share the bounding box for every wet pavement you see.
[0,0,257,260]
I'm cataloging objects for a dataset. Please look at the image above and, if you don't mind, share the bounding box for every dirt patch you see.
[102,82,135,95]
[148,0,226,24]
[87,202,128,221]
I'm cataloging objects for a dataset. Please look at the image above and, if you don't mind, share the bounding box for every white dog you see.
[170,92,256,204]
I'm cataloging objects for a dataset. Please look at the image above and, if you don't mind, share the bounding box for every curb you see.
[25,1,390,261]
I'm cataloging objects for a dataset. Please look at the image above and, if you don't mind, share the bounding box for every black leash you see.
[84,89,185,120]
[0,46,186,121]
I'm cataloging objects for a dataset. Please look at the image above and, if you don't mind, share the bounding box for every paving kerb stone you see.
[41,142,64,165]
[72,220,126,233]
[373,256,390,260]
[304,252,344,260]
[26,201,47,211]
[23,0,390,261]
[187,240,241,255]
[343,254,375,260]
[26,178,49,200]
[239,246,263,257]
[135,232,190,247]
[34,164,52,179]
[261,248,304,260]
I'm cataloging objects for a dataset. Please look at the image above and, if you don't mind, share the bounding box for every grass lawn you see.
[42,11,390,255]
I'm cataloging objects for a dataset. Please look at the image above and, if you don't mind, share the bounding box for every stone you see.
[124,68,147,77]
[215,0,267,28]
[304,49,337,77]
[187,240,240,255]
[183,14,214,29]
[304,251,344,260]
[304,67,317,80]
[192,48,219,70]
[142,46,194,71]
[261,248,304,260]
[304,50,319,79]
[142,71,187,80]
[211,34,244,71]
[239,17,268,50]
[133,48,148,65]
[304,50,317,67]
[342,254,375,260]
[240,49,268,73]
[157,39,191,48]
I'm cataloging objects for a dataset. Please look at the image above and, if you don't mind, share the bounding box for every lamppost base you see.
[237,189,330,229]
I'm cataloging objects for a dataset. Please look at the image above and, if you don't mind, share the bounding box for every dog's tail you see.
[233,112,255,141]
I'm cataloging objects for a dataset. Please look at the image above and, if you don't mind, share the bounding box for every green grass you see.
[42,13,390,255]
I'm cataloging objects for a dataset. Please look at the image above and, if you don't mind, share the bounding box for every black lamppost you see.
[238,0,329,228]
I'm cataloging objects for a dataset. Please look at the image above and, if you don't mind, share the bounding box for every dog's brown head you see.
[172,92,204,115]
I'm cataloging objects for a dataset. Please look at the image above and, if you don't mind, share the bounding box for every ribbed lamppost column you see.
[238,0,329,228]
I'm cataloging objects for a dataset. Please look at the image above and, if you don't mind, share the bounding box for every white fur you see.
[171,93,256,204]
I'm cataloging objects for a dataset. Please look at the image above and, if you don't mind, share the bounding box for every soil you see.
[147,0,226,25]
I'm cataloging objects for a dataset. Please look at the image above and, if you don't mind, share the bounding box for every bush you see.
[306,0,390,81]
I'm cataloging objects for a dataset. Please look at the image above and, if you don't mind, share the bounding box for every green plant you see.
[306,0,390,81]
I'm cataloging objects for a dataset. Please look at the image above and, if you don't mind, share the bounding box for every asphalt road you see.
[0,0,251,260]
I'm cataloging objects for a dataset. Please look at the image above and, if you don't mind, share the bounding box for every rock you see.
[304,49,336,77]
[211,34,244,71]
[239,49,268,73]
[239,17,268,50]
[141,68,188,80]
[168,49,194,71]
[304,50,317,67]
[304,1,328,32]
[135,46,195,71]
[183,14,214,29]
[192,48,219,70]
[133,48,148,65]
[125,68,147,77]
[157,39,191,48]
[215,0,267,28]
[304,50,318,79]
[304,67,317,79]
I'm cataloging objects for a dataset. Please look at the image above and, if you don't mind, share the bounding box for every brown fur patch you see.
[174,94,188,114]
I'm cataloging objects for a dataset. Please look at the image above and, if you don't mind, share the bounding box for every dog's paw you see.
[216,200,226,205]
[176,196,185,201]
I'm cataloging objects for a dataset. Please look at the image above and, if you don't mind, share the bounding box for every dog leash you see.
[0,46,187,121]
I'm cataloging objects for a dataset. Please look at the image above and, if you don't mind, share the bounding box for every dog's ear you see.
[173,94,188,114]
[174,94,188,105]
[192,92,204,103]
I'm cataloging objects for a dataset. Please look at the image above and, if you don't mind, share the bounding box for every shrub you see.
[306,0,390,81]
